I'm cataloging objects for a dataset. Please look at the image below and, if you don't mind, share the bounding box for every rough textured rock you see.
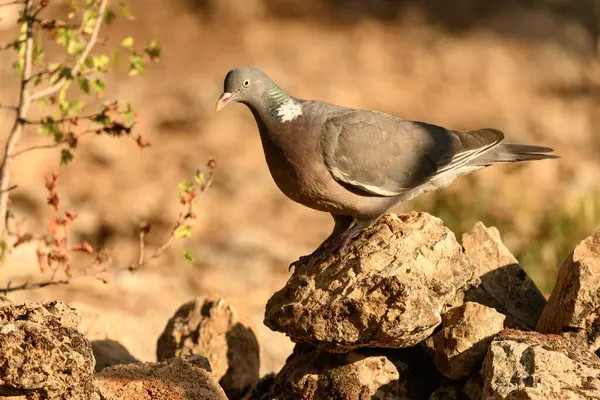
[429,385,461,400]
[260,344,444,400]
[462,374,483,400]
[481,329,600,399]
[433,302,505,379]
[462,222,546,330]
[0,299,97,399]
[156,297,259,399]
[536,229,600,352]
[249,373,277,400]
[92,339,139,372]
[95,356,227,400]
[265,212,475,352]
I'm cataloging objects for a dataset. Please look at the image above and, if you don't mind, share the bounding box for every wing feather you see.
[321,110,503,197]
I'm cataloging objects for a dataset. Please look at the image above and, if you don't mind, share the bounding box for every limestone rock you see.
[92,339,138,372]
[265,212,475,352]
[481,329,600,399]
[156,297,260,399]
[0,300,97,399]
[433,302,505,380]
[462,222,546,330]
[536,229,600,352]
[95,356,227,400]
[261,344,443,400]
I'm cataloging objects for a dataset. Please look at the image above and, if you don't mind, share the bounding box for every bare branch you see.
[30,0,108,102]
[1,278,71,295]
[0,0,34,237]
[0,161,216,294]
[11,130,96,158]
[0,104,17,112]
[0,185,17,194]
[147,165,215,263]
[0,0,24,7]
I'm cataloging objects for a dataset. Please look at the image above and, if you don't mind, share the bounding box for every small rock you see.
[92,339,138,372]
[156,297,260,399]
[265,212,475,352]
[433,302,505,379]
[249,373,276,400]
[95,357,227,400]
[481,329,600,399]
[429,385,461,400]
[0,300,97,399]
[462,374,483,400]
[536,229,600,352]
[261,344,442,399]
[462,222,546,330]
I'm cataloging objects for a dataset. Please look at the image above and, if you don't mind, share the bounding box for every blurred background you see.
[0,0,599,376]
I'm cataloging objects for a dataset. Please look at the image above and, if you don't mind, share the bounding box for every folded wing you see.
[321,110,504,197]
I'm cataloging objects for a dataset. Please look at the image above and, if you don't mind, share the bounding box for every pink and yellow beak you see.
[216,92,236,112]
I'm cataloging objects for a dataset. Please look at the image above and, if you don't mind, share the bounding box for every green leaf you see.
[78,77,90,94]
[193,172,205,186]
[32,73,43,86]
[93,112,110,125]
[122,103,134,124]
[174,224,192,239]
[81,8,97,34]
[178,179,194,196]
[67,40,84,56]
[38,118,64,143]
[12,59,24,77]
[91,55,110,72]
[104,8,116,24]
[144,40,161,61]
[60,149,74,165]
[111,49,121,66]
[32,42,44,65]
[121,36,134,49]
[59,98,85,117]
[0,239,8,265]
[90,78,105,93]
[118,1,136,20]
[181,250,195,264]
[52,66,72,84]
[128,53,145,76]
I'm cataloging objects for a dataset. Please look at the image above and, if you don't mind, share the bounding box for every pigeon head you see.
[216,66,295,116]
[216,67,274,111]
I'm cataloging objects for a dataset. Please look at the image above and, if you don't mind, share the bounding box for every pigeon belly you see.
[258,120,400,220]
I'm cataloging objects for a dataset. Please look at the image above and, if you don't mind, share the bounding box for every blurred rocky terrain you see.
[0,0,599,376]
[0,213,599,399]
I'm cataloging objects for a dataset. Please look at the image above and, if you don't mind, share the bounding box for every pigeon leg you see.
[326,217,379,255]
[289,214,354,271]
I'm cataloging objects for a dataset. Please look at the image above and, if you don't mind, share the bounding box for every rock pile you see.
[258,212,600,399]
[0,211,599,399]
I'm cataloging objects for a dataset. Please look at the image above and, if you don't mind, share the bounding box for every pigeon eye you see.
[243,79,250,87]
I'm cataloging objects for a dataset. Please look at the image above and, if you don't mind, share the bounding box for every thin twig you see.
[30,0,108,102]
[0,161,216,293]
[11,130,96,157]
[0,185,17,194]
[0,104,17,112]
[24,111,103,125]
[1,278,70,295]
[0,0,34,237]
[148,168,214,262]
[0,0,24,7]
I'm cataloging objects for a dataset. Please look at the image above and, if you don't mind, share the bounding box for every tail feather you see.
[472,143,559,165]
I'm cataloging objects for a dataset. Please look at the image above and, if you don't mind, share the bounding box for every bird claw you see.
[288,255,310,272]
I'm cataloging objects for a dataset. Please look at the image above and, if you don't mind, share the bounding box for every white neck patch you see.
[276,99,302,123]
